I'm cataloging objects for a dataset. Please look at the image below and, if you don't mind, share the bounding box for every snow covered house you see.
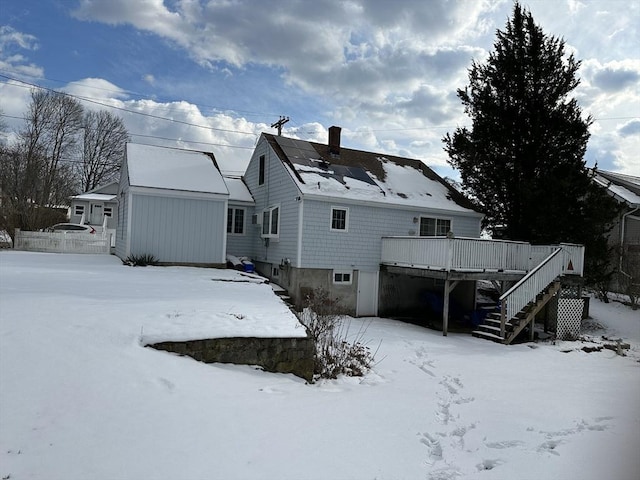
[115,143,230,266]
[241,127,485,317]
[592,169,640,292]
[69,181,118,229]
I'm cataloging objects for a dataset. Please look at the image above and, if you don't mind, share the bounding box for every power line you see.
[0,68,280,119]
[0,113,256,151]
[0,75,259,137]
[2,74,637,137]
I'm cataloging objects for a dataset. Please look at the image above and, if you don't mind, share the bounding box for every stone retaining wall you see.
[149,336,315,382]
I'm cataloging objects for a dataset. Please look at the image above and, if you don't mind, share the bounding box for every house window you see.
[103,207,113,218]
[331,207,349,231]
[333,270,353,285]
[259,155,265,185]
[227,208,245,235]
[261,205,279,238]
[74,205,85,216]
[419,217,452,237]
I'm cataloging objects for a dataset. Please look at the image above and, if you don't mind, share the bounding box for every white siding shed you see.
[116,143,229,266]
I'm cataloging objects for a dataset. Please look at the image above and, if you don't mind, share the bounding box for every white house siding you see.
[115,168,130,260]
[128,193,227,265]
[243,138,302,269]
[300,199,482,270]
[226,203,256,257]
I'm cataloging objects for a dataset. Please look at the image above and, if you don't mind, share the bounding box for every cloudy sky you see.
[1,0,638,178]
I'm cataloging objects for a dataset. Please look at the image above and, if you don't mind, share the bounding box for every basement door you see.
[356,271,379,317]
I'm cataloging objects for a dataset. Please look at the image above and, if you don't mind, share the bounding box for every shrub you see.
[123,253,159,267]
[299,287,376,380]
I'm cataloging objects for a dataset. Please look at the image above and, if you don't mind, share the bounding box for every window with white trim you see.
[103,206,113,218]
[330,206,349,231]
[332,270,352,284]
[74,204,85,216]
[227,207,245,235]
[261,205,279,238]
[419,217,451,237]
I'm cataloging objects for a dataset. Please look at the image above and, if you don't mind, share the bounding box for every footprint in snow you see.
[476,458,504,471]
[156,377,175,392]
[537,439,563,455]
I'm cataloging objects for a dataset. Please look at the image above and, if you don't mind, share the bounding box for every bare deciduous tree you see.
[0,90,82,233]
[80,110,129,192]
[20,89,83,207]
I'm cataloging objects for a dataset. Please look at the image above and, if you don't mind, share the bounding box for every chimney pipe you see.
[328,125,341,156]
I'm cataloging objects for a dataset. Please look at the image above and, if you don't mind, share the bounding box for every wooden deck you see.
[380,236,585,338]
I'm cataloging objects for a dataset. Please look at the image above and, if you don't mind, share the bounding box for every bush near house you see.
[299,288,376,380]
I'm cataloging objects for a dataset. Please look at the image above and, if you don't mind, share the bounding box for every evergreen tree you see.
[443,2,620,282]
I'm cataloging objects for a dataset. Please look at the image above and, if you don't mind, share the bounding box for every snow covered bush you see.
[299,288,376,380]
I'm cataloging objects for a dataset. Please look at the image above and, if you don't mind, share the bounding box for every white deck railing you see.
[381,236,584,276]
[499,248,565,337]
[531,243,584,276]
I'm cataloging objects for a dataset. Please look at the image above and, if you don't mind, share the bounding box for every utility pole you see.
[271,116,289,136]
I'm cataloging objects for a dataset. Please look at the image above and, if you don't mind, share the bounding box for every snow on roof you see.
[268,134,480,214]
[126,143,228,195]
[593,170,640,207]
[71,193,117,201]
[224,176,254,204]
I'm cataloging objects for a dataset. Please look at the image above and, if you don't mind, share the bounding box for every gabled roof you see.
[126,143,228,195]
[224,175,254,204]
[71,181,119,202]
[592,169,640,207]
[263,133,481,215]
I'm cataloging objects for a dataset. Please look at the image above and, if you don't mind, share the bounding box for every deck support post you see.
[442,279,460,336]
[529,318,535,341]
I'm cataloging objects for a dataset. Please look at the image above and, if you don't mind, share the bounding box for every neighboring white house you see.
[69,182,119,229]
[115,143,230,266]
[592,169,640,293]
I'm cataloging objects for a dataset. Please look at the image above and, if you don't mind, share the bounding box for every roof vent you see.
[328,125,341,156]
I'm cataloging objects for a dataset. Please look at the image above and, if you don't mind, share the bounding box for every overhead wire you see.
[0,68,280,119]
[0,74,259,137]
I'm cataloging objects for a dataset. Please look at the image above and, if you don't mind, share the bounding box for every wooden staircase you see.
[473,280,561,344]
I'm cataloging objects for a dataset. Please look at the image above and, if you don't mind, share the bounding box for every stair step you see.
[482,318,516,330]
[472,330,505,343]
[477,324,502,333]
[483,318,501,326]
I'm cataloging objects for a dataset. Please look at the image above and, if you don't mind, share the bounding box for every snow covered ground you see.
[1,251,638,480]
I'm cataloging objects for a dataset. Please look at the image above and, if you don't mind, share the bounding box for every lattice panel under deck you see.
[556,298,584,340]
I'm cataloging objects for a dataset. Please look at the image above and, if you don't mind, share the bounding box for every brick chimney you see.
[328,125,341,156]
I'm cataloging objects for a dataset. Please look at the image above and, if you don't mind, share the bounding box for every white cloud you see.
[63,78,130,103]
[0,26,39,51]
[3,1,637,177]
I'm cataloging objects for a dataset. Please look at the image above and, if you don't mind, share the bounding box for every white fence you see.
[14,229,111,254]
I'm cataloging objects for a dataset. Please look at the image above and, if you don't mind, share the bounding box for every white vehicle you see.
[46,223,96,234]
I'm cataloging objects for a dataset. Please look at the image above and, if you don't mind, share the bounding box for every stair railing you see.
[499,247,564,338]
